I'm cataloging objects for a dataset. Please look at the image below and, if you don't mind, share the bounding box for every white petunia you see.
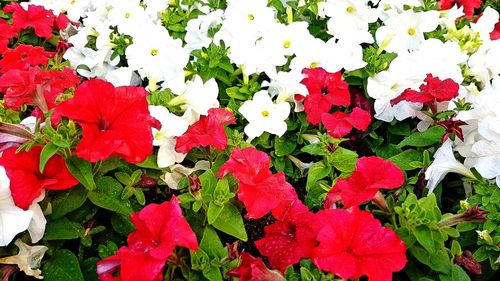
[0,167,33,247]
[375,10,440,54]
[239,90,290,139]
[425,140,475,193]
[161,161,210,190]
[264,71,308,112]
[148,106,190,168]
[170,76,219,117]
[185,10,224,51]
[0,239,48,279]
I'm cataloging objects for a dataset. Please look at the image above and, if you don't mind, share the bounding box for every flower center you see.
[247,14,255,21]
[124,12,131,19]
[261,110,270,117]
[309,61,319,68]
[407,27,417,36]
[150,49,159,56]
[346,5,355,13]
[283,40,291,49]
[98,117,111,131]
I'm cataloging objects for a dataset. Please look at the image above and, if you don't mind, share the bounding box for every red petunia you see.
[0,68,38,110]
[0,19,18,54]
[127,198,198,260]
[255,208,318,272]
[326,156,404,208]
[218,147,298,219]
[492,21,500,40]
[0,44,53,73]
[227,253,286,281]
[96,198,198,281]
[0,146,78,210]
[301,68,351,125]
[313,208,407,281]
[321,108,371,138]
[439,0,482,20]
[391,74,459,106]
[3,4,56,39]
[55,79,154,163]
[175,108,235,154]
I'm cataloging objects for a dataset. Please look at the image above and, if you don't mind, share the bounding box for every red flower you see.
[175,108,235,154]
[217,146,272,186]
[96,198,198,281]
[0,19,18,54]
[4,4,56,39]
[301,68,350,125]
[0,44,53,73]
[227,253,286,281]
[0,68,38,110]
[55,79,154,163]
[326,156,404,208]
[218,147,298,218]
[255,209,318,272]
[391,74,459,106]
[491,21,500,40]
[321,108,371,138]
[0,146,78,210]
[439,0,482,20]
[127,198,198,260]
[436,117,467,143]
[350,86,375,116]
[313,209,407,281]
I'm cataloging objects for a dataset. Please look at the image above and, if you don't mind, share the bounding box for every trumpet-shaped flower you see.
[425,140,475,193]
[239,91,290,140]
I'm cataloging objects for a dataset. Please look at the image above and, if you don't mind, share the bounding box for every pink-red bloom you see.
[301,68,350,125]
[55,79,154,163]
[313,208,407,281]
[0,146,78,210]
[391,74,459,106]
[439,0,482,20]
[0,44,53,73]
[491,21,500,40]
[326,156,404,208]
[175,108,235,154]
[96,198,198,281]
[255,204,318,272]
[4,4,56,39]
[321,108,371,138]
[218,147,298,219]
[227,253,286,281]
[0,19,17,54]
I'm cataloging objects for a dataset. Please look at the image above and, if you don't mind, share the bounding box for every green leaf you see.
[451,240,462,256]
[207,202,224,225]
[301,143,326,156]
[44,217,83,240]
[81,258,100,281]
[43,250,84,281]
[451,264,471,281]
[111,213,135,237]
[429,249,452,273]
[115,172,131,185]
[414,226,435,253]
[88,177,133,215]
[275,137,297,157]
[200,170,218,200]
[212,202,247,241]
[330,147,358,173]
[66,156,96,190]
[389,149,423,170]
[51,185,88,219]
[306,161,331,191]
[398,126,445,148]
[199,227,226,259]
[39,142,59,173]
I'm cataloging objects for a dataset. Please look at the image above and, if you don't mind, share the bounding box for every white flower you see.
[107,1,150,36]
[0,167,33,246]
[149,106,190,168]
[125,24,189,93]
[264,71,308,112]
[465,140,500,187]
[324,0,378,44]
[185,10,224,51]
[0,239,48,279]
[375,10,440,54]
[161,161,210,190]
[170,76,219,117]
[239,90,290,139]
[104,67,141,87]
[425,140,475,193]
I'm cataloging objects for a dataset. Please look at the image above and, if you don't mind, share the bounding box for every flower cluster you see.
[1,0,500,281]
